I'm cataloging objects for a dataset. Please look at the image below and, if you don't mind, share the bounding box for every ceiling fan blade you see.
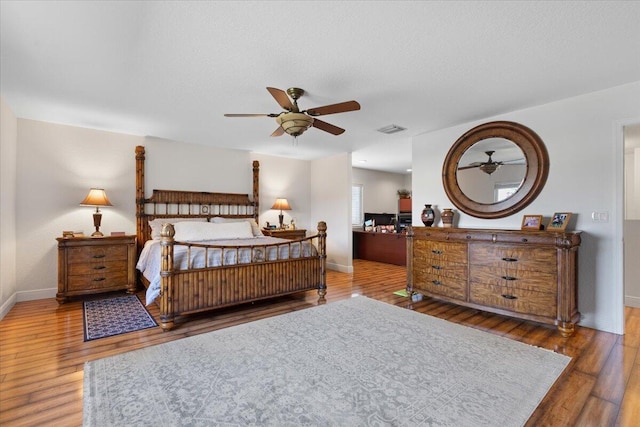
[312,119,345,135]
[306,100,360,116]
[224,113,272,117]
[266,87,294,111]
[458,165,481,170]
[270,126,285,137]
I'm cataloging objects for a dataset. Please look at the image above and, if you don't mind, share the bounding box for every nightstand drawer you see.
[67,245,128,263]
[67,271,129,291]
[68,260,128,276]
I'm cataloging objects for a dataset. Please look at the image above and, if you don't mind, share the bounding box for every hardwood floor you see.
[1,259,639,426]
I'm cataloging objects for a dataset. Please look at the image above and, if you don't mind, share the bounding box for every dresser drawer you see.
[469,243,556,273]
[413,270,467,300]
[67,245,128,263]
[414,240,467,263]
[469,283,557,317]
[470,265,557,293]
[413,260,467,280]
[67,271,129,291]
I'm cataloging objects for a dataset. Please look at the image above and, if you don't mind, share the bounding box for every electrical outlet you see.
[591,211,609,222]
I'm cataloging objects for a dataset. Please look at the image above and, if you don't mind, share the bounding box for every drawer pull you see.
[432,280,442,286]
[501,294,518,300]
[501,257,518,262]
[92,254,106,259]
[92,277,106,282]
[501,275,518,281]
[431,250,443,255]
[431,265,443,270]
[521,238,528,243]
[93,266,106,270]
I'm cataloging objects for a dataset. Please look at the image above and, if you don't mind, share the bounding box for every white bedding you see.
[136,237,317,305]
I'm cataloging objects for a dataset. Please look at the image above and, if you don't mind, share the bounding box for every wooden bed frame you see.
[135,146,327,330]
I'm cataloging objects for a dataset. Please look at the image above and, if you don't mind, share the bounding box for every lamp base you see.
[91,231,104,237]
[92,212,104,237]
[278,213,284,229]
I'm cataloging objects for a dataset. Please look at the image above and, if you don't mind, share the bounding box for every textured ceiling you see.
[2,1,639,173]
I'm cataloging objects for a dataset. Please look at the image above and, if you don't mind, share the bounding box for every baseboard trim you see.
[625,295,640,308]
[0,293,17,321]
[16,287,57,302]
[327,262,353,274]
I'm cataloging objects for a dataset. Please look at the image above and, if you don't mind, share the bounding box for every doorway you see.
[623,123,640,311]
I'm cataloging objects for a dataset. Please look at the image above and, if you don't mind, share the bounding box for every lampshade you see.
[80,188,112,237]
[275,113,314,137]
[80,188,113,207]
[271,198,291,211]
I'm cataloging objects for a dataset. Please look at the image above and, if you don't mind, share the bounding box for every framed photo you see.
[521,215,543,230]
[547,212,572,231]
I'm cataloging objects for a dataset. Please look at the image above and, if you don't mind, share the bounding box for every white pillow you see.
[211,217,262,237]
[174,221,254,241]
[148,217,207,240]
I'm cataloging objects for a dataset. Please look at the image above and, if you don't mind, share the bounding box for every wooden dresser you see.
[407,227,581,336]
[56,235,137,303]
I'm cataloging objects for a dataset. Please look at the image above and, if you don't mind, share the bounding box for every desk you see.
[353,231,407,266]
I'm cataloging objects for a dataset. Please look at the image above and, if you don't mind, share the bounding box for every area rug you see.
[83,295,157,341]
[83,296,570,426]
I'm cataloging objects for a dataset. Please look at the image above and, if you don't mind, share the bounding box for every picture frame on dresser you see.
[521,214,543,230]
[548,212,572,231]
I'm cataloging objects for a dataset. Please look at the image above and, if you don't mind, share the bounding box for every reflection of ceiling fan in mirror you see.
[458,151,524,175]
[224,87,360,138]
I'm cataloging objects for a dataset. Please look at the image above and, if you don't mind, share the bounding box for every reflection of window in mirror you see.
[494,182,520,203]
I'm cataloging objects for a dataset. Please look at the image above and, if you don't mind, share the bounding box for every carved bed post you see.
[159,223,176,331]
[252,160,260,223]
[317,221,327,302]
[406,225,414,296]
[135,146,146,257]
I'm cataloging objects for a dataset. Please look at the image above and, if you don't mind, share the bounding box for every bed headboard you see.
[135,146,260,255]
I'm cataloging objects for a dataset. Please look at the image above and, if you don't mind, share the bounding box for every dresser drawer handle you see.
[92,254,106,259]
[501,275,517,281]
[92,277,106,282]
[431,250,442,255]
[501,257,518,262]
[521,238,528,243]
[93,266,106,270]
[431,265,443,270]
[432,280,442,286]
[501,294,518,300]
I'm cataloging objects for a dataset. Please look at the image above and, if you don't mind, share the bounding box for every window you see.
[352,184,363,226]
[494,182,520,202]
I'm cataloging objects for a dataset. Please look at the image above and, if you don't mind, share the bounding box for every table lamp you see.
[80,188,112,236]
[271,198,291,229]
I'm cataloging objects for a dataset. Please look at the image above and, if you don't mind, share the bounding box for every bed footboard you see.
[158,221,327,331]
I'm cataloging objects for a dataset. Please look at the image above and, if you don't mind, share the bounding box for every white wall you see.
[311,153,352,273]
[11,119,322,303]
[352,167,408,216]
[0,97,18,319]
[412,81,640,334]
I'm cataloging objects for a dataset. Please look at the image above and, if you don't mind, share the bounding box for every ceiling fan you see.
[224,87,360,138]
[458,151,524,175]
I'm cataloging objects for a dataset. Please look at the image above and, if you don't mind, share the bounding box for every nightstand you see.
[56,235,136,303]
[261,228,307,240]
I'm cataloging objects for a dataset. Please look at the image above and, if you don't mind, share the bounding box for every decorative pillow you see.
[148,217,207,240]
[211,217,262,237]
[173,221,254,241]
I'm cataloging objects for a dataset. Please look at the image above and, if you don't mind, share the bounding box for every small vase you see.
[421,204,435,227]
[441,208,454,228]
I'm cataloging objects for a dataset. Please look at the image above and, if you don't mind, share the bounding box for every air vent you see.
[377,124,406,134]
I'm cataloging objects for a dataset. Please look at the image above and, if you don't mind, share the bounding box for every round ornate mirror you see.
[442,121,549,219]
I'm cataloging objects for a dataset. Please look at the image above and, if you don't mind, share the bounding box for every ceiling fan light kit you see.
[276,112,314,137]
[225,87,360,139]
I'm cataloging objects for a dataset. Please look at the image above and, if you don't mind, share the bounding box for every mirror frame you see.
[442,121,549,219]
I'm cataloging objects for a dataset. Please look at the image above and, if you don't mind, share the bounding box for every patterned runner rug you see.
[84,296,570,426]
[83,295,157,341]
